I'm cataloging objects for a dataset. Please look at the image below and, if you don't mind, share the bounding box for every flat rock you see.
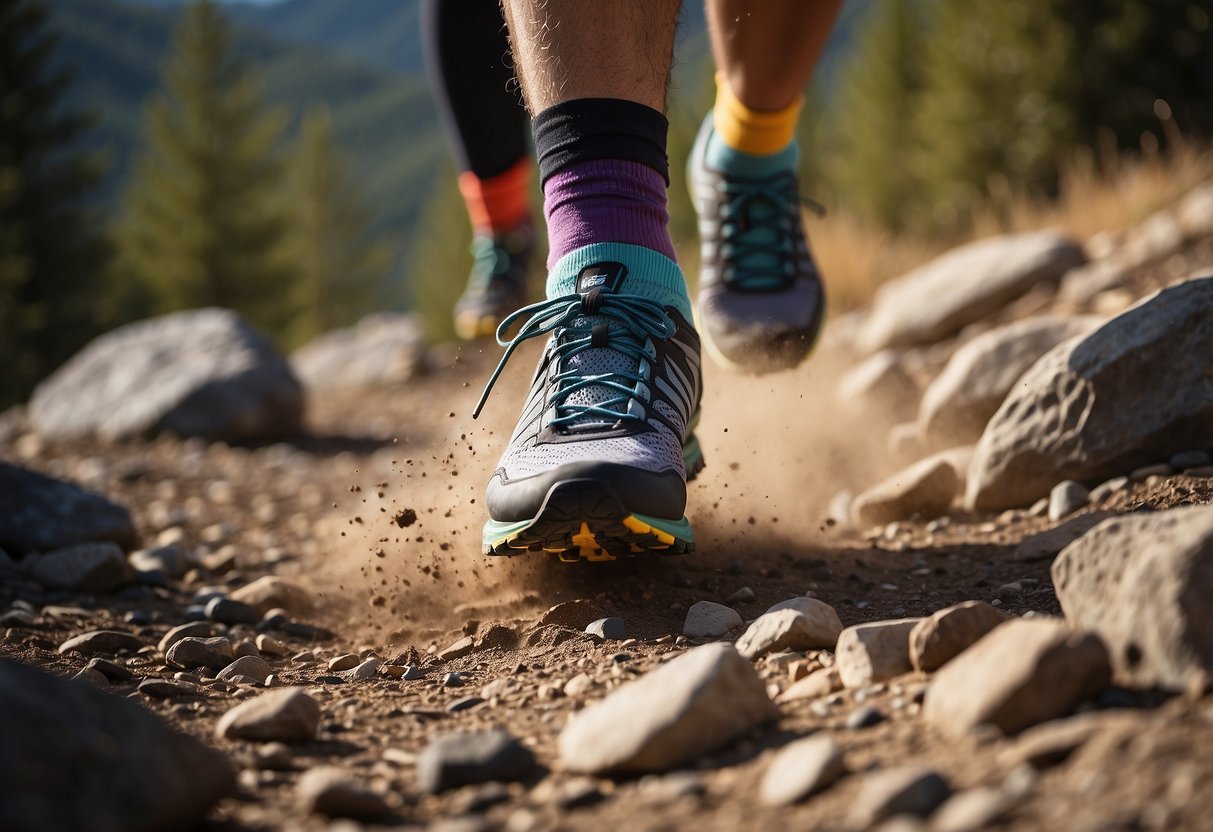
[1052,505,1213,690]
[759,735,847,806]
[416,730,538,793]
[735,604,843,659]
[26,542,132,593]
[0,463,137,555]
[29,307,303,442]
[215,687,321,742]
[918,316,1102,446]
[851,453,961,527]
[910,601,1011,672]
[682,601,742,639]
[167,637,234,670]
[296,766,391,820]
[836,619,921,688]
[585,617,627,640]
[776,667,842,703]
[848,766,952,826]
[138,678,199,699]
[438,636,475,661]
[230,576,312,615]
[966,277,1213,511]
[205,597,260,625]
[158,622,213,654]
[216,655,272,684]
[290,312,425,392]
[59,630,143,657]
[860,231,1085,352]
[0,658,234,831]
[923,618,1110,736]
[1013,512,1114,562]
[558,643,777,774]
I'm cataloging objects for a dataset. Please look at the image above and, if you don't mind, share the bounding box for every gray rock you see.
[851,452,961,527]
[290,312,426,392]
[216,655,272,684]
[759,735,847,807]
[726,586,756,604]
[205,597,260,626]
[296,766,391,820]
[0,463,137,555]
[138,678,199,699]
[846,705,885,729]
[26,542,132,593]
[349,658,381,681]
[585,617,627,640]
[735,604,843,659]
[166,636,234,670]
[0,658,234,832]
[86,658,134,681]
[923,618,1110,736]
[558,643,777,774]
[966,277,1213,511]
[836,350,920,422]
[59,630,143,657]
[229,576,312,615]
[682,601,742,639]
[215,687,321,742]
[73,667,109,686]
[1048,481,1090,520]
[836,619,921,688]
[1058,260,1130,304]
[1052,505,1213,690]
[1012,512,1114,562]
[1089,476,1130,503]
[416,730,538,793]
[909,601,1010,672]
[158,622,213,654]
[128,544,188,578]
[918,316,1102,446]
[848,767,952,826]
[860,231,1085,352]
[29,308,302,442]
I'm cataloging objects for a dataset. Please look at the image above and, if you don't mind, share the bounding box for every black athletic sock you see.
[421,0,530,179]
[532,98,670,186]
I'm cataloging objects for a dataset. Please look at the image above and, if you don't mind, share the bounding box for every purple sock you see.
[543,159,677,268]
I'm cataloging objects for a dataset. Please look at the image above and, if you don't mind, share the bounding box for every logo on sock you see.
[576,262,627,295]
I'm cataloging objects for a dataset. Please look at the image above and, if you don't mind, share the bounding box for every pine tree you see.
[114,0,296,340]
[280,105,393,345]
[830,0,931,231]
[0,0,109,407]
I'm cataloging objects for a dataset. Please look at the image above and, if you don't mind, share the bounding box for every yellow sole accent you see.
[622,515,675,546]
[455,312,500,341]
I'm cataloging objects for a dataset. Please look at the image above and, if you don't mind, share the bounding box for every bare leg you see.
[499,0,681,114]
[707,0,844,110]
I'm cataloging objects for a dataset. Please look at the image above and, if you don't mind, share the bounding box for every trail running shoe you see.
[688,115,825,374]
[473,244,703,562]
[454,223,536,340]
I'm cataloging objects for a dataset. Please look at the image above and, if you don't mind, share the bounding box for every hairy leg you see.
[499,0,681,114]
[707,0,844,110]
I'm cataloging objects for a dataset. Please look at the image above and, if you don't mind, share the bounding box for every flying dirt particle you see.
[393,508,418,528]
[370,596,386,607]
[375,549,385,558]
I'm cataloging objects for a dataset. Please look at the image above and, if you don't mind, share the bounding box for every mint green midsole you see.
[483,511,694,547]
[483,517,537,546]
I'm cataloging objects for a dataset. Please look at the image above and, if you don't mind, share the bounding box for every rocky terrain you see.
[3,181,1213,832]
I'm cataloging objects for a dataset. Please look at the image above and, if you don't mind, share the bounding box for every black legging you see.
[421,0,531,179]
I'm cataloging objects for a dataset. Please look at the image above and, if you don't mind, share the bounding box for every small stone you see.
[932,787,1013,832]
[27,542,131,593]
[255,634,287,657]
[848,767,952,826]
[846,705,885,729]
[726,586,756,605]
[835,619,921,688]
[777,667,842,703]
[205,597,260,626]
[682,601,742,639]
[86,658,134,681]
[585,617,627,641]
[1088,477,1129,503]
[909,601,1011,672]
[217,655,272,685]
[735,603,844,659]
[215,687,321,742]
[416,729,538,793]
[447,695,484,713]
[138,678,199,699]
[128,544,188,578]
[59,630,143,657]
[1169,450,1210,471]
[443,672,464,688]
[400,664,423,681]
[166,636,233,670]
[563,673,593,697]
[1130,463,1173,482]
[349,658,380,681]
[759,735,847,807]
[327,654,360,672]
[851,454,960,527]
[74,667,109,686]
[255,742,295,771]
[1012,512,1114,562]
[296,766,390,820]
[230,575,311,615]
[1048,480,1090,521]
[438,636,476,662]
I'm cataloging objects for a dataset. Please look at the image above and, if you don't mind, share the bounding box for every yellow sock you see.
[711,72,803,156]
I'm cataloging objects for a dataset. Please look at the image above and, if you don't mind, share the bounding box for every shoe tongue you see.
[547,243,693,322]
[573,261,628,295]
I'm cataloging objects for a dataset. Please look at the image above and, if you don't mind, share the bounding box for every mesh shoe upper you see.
[689,115,825,374]
[474,245,702,523]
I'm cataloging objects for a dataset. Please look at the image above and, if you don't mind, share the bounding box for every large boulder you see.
[860,231,1085,352]
[966,277,1213,511]
[917,316,1103,446]
[0,659,235,832]
[0,464,136,555]
[29,308,303,442]
[290,313,426,392]
[1052,506,1213,691]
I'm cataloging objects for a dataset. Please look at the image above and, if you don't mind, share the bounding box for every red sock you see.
[458,158,532,235]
